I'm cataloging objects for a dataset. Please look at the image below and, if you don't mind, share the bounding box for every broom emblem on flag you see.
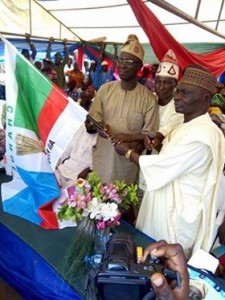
[16,134,44,155]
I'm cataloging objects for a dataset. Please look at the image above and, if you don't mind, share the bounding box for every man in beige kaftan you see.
[89,35,159,184]
[114,65,225,258]
[90,82,158,184]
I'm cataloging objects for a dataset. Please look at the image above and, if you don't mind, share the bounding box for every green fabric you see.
[105,42,225,65]
[15,55,52,133]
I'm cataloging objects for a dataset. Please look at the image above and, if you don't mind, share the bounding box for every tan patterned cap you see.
[180,67,217,94]
[121,34,145,62]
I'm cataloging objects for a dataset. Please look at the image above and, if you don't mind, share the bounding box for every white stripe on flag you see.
[45,98,87,169]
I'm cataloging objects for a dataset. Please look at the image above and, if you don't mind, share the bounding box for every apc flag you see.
[1,37,87,228]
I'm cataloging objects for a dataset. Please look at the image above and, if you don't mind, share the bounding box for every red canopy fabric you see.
[128,0,225,77]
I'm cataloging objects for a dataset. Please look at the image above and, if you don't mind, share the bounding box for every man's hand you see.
[98,124,110,139]
[110,133,132,145]
[25,33,31,42]
[144,134,153,151]
[77,167,91,179]
[144,134,163,152]
[49,37,54,44]
[114,142,130,156]
[142,241,189,300]
[151,138,163,152]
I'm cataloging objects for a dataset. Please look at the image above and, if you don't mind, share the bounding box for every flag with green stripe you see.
[1,37,87,228]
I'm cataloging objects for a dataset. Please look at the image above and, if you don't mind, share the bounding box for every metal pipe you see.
[0,31,77,43]
[33,0,83,42]
[147,0,225,40]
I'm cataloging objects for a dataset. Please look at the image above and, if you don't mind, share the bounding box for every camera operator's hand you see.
[141,241,189,300]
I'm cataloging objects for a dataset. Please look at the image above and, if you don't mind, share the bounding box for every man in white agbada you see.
[55,121,97,188]
[152,49,183,148]
[139,49,183,190]
[114,65,225,258]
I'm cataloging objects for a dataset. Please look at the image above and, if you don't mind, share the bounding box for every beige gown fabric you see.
[89,81,159,184]
[136,114,225,258]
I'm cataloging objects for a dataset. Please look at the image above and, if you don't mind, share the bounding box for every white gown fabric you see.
[158,97,183,137]
[136,114,225,257]
[56,124,97,187]
[139,97,183,191]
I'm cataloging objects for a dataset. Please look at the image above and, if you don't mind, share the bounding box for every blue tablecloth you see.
[0,173,154,299]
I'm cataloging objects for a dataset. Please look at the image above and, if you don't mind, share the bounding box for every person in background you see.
[65,62,85,89]
[83,58,90,79]
[55,81,97,187]
[209,92,225,115]
[208,93,225,135]
[208,94,225,249]
[114,64,225,258]
[41,58,57,84]
[64,81,79,102]
[79,90,93,111]
[64,56,74,85]
[88,60,97,89]
[55,114,97,188]
[139,50,183,192]
[34,61,42,71]
[148,50,183,152]
[89,44,117,91]
[145,63,159,92]
[89,34,159,185]
[46,37,69,89]
[21,33,37,63]
[86,84,96,101]
[89,60,97,74]
[215,82,224,94]
[137,65,151,85]
[98,60,116,88]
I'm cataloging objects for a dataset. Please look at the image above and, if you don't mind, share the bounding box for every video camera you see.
[95,233,180,300]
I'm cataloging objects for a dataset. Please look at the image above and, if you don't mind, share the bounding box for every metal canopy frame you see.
[34,0,225,42]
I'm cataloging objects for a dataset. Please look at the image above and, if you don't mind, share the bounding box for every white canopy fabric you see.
[0,0,225,44]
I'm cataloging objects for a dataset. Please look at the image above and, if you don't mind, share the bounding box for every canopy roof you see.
[1,0,225,72]
[1,0,225,44]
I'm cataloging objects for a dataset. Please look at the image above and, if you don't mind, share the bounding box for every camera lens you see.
[189,285,203,300]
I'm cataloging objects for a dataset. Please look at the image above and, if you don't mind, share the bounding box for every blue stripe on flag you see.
[3,167,60,225]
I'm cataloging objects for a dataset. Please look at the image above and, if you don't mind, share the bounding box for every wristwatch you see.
[125,149,134,160]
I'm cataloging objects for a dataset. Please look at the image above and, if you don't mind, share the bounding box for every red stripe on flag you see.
[39,201,59,229]
[38,85,68,146]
